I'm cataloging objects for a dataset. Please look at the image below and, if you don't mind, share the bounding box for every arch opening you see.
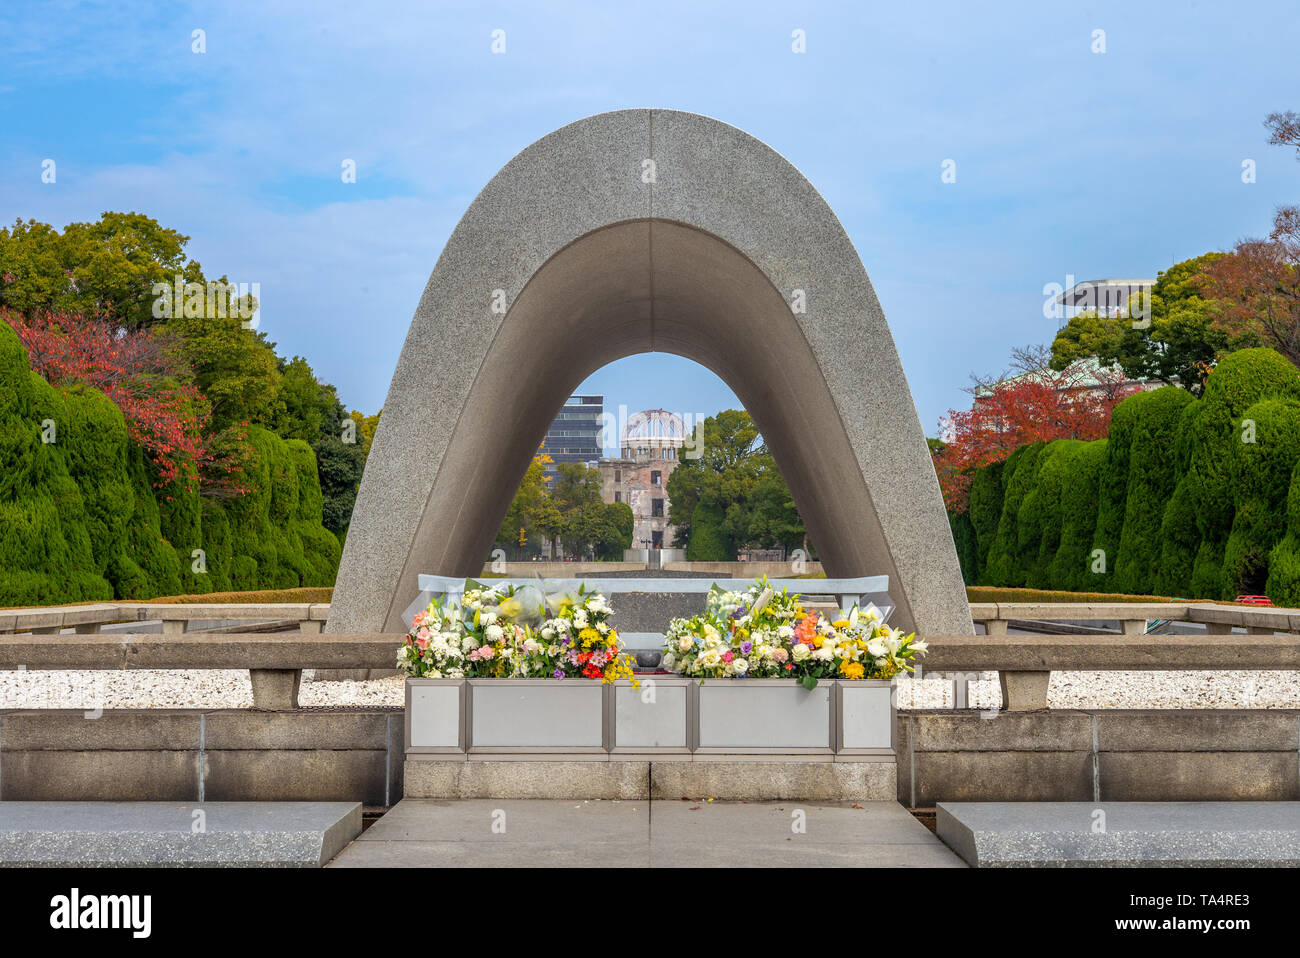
[419,219,901,621]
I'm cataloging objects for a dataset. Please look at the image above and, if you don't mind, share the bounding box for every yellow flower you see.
[840,661,865,680]
[579,627,601,648]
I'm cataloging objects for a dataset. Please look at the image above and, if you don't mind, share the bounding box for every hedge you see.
[950,348,1300,603]
[1112,387,1195,594]
[0,322,340,606]
[983,443,1044,587]
[1048,439,1106,591]
[1018,440,1085,590]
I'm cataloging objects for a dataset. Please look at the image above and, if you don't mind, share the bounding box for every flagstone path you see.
[326,798,965,867]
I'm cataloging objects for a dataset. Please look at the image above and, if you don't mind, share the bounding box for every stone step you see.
[0,802,362,867]
[938,801,1300,867]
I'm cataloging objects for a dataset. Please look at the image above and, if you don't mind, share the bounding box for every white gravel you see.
[893,671,1300,710]
[0,670,405,710]
[2,669,1299,710]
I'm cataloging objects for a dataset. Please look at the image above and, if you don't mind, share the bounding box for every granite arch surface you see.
[328,110,972,637]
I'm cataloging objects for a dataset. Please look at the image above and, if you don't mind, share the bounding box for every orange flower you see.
[794,612,819,645]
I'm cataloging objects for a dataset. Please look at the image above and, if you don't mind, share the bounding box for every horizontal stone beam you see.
[6,632,1300,674]
[922,633,1300,672]
[0,633,403,671]
[990,602,1189,622]
[111,602,324,621]
[1184,604,1300,632]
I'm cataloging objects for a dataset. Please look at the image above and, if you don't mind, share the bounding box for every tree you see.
[1193,112,1300,369]
[934,344,1136,512]
[667,410,803,558]
[551,462,608,559]
[599,501,634,559]
[348,408,381,456]
[496,453,559,558]
[5,308,207,489]
[0,212,198,330]
[312,399,368,537]
[1049,254,1257,394]
[274,357,331,442]
[165,311,282,433]
[1202,213,1300,367]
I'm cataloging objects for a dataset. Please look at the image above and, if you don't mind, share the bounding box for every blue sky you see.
[2,0,1297,450]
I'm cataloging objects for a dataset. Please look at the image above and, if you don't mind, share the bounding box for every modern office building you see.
[543,395,604,474]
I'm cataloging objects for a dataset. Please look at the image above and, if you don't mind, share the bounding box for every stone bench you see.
[923,633,1300,710]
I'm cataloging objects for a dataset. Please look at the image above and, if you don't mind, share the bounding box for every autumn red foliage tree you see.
[1200,111,1300,367]
[3,307,208,488]
[934,346,1138,512]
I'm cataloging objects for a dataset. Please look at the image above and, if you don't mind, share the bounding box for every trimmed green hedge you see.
[984,442,1044,587]
[0,322,340,606]
[1113,387,1195,594]
[951,348,1300,603]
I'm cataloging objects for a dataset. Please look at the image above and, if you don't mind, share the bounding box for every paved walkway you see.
[328,799,964,867]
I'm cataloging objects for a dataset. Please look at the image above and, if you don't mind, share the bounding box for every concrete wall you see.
[478,561,647,577]
[663,560,827,578]
[898,709,1300,807]
[0,709,403,806]
[5,707,1297,808]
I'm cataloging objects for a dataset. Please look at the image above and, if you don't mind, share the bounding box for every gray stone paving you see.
[327,798,963,867]
[0,801,361,867]
[938,801,1300,867]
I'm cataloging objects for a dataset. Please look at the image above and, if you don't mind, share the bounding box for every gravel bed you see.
[894,671,1300,710]
[0,670,405,710]
[2,670,1300,710]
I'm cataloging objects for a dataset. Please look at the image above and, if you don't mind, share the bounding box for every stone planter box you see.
[406,678,893,757]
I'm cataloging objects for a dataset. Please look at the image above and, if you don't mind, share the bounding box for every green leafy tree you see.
[550,462,608,559]
[165,312,282,433]
[667,410,803,558]
[1050,254,1261,395]
[496,454,560,558]
[0,212,196,329]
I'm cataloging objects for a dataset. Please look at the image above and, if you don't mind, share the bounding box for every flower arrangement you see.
[661,576,925,689]
[534,586,637,683]
[398,582,637,685]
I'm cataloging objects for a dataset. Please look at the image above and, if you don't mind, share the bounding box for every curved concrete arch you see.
[328,110,972,636]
